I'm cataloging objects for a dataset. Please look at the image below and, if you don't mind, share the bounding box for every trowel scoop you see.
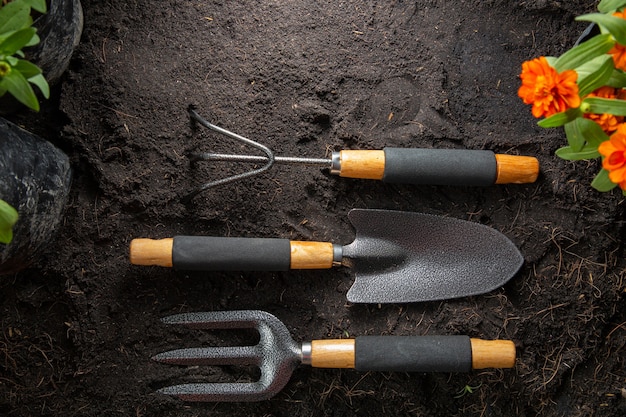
[130,209,523,303]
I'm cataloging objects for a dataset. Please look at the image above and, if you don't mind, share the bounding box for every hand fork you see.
[153,310,517,402]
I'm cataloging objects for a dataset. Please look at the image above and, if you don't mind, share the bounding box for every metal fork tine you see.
[158,382,276,402]
[152,346,262,366]
[161,311,263,329]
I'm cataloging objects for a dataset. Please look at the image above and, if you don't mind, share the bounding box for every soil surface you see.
[2,0,626,416]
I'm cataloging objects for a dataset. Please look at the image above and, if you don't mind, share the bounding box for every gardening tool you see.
[130,209,523,303]
[185,107,539,200]
[153,310,517,402]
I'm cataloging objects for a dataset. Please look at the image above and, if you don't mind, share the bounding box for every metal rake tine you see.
[184,107,275,201]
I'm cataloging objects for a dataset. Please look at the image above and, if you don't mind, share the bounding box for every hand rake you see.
[153,310,516,402]
[185,107,539,200]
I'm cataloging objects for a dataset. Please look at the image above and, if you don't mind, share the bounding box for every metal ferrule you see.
[332,244,343,266]
[330,151,341,175]
[300,342,312,365]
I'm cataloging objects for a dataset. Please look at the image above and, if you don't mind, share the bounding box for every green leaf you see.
[591,168,619,191]
[0,27,36,56]
[25,32,39,47]
[14,58,41,78]
[576,13,626,45]
[13,59,48,98]
[576,54,615,96]
[582,119,610,147]
[555,145,601,160]
[605,69,626,88]
[1,69,39,111]
[554,34,614,72]
[0,199,18,245]
[598,0,626,13]
[22,0,48,14]
[565,117,609,151]
[28,73,49,98]
[538,108,582,128]
[581,96,626,115]
[0,2,31,34]
[565,119,584,151]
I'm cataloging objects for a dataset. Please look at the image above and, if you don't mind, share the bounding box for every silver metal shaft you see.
[193,152,331,167]
[300,341,312,365]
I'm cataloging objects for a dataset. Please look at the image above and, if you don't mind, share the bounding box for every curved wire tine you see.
[184,108,275,202]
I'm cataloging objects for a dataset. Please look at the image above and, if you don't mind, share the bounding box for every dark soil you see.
[2,0,625,416]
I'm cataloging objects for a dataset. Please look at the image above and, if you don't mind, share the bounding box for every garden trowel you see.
[130,209,523,303]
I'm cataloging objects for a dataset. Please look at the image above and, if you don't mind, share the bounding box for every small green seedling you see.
[0,0,49,111]
[454,383,482,398]
[0,199,18,244]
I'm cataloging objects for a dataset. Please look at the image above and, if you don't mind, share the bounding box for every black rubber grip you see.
[382,148,497,186]
[172,236,291,271]
[355,335,472,372]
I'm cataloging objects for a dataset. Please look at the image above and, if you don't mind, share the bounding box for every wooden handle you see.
[131,238,335,270]
[494,154,539,184]
[130,238,174,267]
[309,337,515,371]
[338,150,538,185]
[310,339,356,368]
[338,150,385,179]
[290,241,335,269]
[470,338,516,369]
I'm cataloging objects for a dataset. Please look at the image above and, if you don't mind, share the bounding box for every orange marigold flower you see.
[598,124,626,189]
[609,44,626,70]
[609,11,626,71]
[584,86,624,133]
[518,56,581,118]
